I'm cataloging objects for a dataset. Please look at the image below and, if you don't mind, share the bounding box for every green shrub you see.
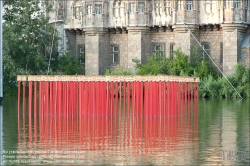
[58,52,83,75]
[105,66,132,75]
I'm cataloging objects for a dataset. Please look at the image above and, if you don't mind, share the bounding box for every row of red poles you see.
[17,79,198,162]
[18,80,198,118]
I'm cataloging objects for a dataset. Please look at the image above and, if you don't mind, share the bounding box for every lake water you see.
[0,97,249,165]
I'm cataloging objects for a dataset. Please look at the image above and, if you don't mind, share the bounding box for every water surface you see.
[0,97,249,165]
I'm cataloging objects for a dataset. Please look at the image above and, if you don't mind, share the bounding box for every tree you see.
[3,0,58,94]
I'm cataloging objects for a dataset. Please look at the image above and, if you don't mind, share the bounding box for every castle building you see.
[49,0,250,75]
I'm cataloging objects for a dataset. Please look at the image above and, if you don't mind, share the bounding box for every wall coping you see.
[17,75,199,83]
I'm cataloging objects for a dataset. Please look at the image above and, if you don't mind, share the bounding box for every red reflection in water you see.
[17,80,199,163]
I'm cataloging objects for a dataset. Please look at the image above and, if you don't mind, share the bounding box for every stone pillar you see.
[174,25,200,56]
[222,24,248,75]
[127,27,150,73]
[84,28,109,75]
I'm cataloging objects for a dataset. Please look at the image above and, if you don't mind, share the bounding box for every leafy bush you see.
[105,66,132,75]
[58,52,83,75]
[133,53,170,75]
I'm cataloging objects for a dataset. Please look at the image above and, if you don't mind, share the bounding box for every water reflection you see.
[14,98,199,165]
[2,97,249,165]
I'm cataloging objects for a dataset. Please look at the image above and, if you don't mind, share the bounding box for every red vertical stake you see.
[18,81,21,117]
[127,81,130,118]
[132,82,135,118]
[34,81,37,143]
[140,81,143,117]
[23,81,26,115]
[123,81,126,117]
[111,82,114,117]
[28,81,33,146]
[116,82,119,117]
[144,81,148,118]
[119,81,122,117]
[163,81,166,118]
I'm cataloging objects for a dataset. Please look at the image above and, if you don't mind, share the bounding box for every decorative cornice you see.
[173,24,199,33]
[221,23,248,33]
[83,28,108,36]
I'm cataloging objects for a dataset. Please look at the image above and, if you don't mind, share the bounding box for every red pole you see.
[111,81,114,117]
[116,82,119,117]
[34,81,37,145]
[119,81,122,117]
[123,81,126,117]
[23,81,26,115]
[144,81,148,118]
[127,81,130,118]
[28,81,32,147]
[18,81,21,118]
[132,82,135,118]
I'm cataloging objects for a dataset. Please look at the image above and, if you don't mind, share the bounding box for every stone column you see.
[222,24,248,75]
[127,27,150,73]
[174,25,200,56]
[84,28,109,75]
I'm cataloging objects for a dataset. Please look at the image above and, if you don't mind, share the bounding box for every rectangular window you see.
[129,3,136,14]
[234,0,240,9]
[112,46,119,64]
[95,4,102,14]
[79,46,85,64]
[87,5,92,15]
[186,0,193,11]
[138,2,145,13]
[170,43,175,60]
[164,1,171,16]
[153,43,165,57]
[201,43,210,59]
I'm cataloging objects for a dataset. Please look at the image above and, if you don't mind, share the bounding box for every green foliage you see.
[133,53,170,75]
[168,49,193,76]
[3,0,58,95]
[58,53,83,75]
[198,64,250,98]
[105,66,132,75]
[132,47,250,99]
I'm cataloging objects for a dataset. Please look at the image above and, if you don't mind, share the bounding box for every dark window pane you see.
[113,53,119,63]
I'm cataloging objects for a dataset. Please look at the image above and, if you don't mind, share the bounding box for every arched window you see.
[73,1,82,19]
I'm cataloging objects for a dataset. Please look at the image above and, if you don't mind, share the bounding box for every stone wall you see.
[110,32,128,70]
[200,29,223,69]
[99,33,110,74]
[85,31,99,75]
[150,30,175,59]
[222,28,238,75]
[241,48,250,67]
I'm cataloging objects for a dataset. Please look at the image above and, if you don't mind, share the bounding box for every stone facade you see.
[50,0,250,75]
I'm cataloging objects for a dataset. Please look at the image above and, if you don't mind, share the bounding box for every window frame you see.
[152,43,165,57]
[86,4,92,15]
[111,45,119,64]
[186,0,193,11]
[129,3,136,14]
[73,1,82,19]
[170,43,175,60]
[201,42,210,59]
[138,2,145,14]
[79,45,85,65]
[234,0,240,9]
[95,4,102,15]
